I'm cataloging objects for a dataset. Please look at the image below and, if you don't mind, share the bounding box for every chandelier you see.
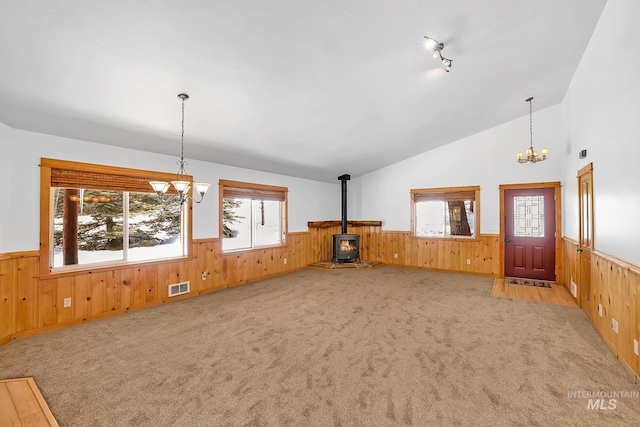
[517,97,548,163]
[150,93,210,204]
[424,36,452,72]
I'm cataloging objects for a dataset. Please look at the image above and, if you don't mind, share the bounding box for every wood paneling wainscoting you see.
[307,221,500,276]
[560,237,640,379]
[0,234,311,345]
[0,251,40,346]
[561,237,581,305]
[1,223,501,345]
[3,231,637,379]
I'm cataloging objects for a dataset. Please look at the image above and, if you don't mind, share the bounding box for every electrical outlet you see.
[634,339,639,356]
[201,272,207,281]
[466,259,471,265]
[612,318,618,334]
[598,304,603,317]
[284,258,287,265]
[394,253,398,259]
[63,297,72,308]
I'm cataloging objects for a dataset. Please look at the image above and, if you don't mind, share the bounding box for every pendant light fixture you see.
[150,93,210,204]
[516,97,548,163]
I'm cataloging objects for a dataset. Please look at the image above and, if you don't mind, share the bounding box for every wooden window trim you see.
[218,179,288,252]
[39,158,193,275]
[410,185,481,239]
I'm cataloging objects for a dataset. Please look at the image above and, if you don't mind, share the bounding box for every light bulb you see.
[150,181,170,194]
[172,181,190,194]
[194,182,211,196]
[424,37,437,51]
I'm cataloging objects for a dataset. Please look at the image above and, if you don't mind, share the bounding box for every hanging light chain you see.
[181,96,185,163]
[148,93,210,204]
[516,96,548,164]
[177,94,188,179]
[529,97,533,150]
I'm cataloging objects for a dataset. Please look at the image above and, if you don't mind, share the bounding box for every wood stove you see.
[333,233,360,262]
[332,174,360,263]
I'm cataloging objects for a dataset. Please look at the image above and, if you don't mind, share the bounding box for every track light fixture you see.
[424,36,452,72]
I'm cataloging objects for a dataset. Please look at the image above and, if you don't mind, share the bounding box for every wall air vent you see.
[168,281,190,297]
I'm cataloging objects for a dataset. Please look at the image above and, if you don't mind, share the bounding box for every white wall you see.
[352,104,564,233]
[0,123,339,253]
[561,0,640,265]
[0,145,10,251]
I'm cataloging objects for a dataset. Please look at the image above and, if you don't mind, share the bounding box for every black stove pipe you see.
[338,174,350,234]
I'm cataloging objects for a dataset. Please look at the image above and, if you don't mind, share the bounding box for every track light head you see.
[424,36,452,72]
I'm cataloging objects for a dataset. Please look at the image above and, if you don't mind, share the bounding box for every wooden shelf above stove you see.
[307,220,382,229]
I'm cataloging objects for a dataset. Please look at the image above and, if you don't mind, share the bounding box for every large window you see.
[411,186,480,238]
[41,159,190,272]
[220,180,287,251]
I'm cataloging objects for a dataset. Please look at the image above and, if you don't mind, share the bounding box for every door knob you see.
[577,248,583,252]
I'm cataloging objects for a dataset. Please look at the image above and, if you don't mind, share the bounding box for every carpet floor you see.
[1,267,638,426]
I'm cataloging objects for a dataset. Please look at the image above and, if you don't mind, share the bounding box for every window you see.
[40,158,190,272]
[513,195,545,237]
[411,186,480,238]
[220,180,287,251]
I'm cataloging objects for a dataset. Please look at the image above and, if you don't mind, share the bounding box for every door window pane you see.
[513,196,545,237]
[581,181,591,245]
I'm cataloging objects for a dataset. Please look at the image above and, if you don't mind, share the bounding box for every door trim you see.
[499,182,562,282]
[577,163,594,249]
[577,163,594,316]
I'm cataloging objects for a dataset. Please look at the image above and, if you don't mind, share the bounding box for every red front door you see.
[504,187,556,281]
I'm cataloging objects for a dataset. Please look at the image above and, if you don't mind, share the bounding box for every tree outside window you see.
[412,186,480,238]
[220,180,287,251]
[41,158,190,272]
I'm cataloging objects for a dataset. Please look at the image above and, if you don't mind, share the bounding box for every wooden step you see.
[0,378,59,427]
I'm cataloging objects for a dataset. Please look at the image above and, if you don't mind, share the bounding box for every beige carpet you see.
[1,267,638,426]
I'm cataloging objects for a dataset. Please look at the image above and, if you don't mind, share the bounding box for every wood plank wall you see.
[0,234,310,345]
[307,221,500,276]
[561,237,580,304]
[0,224,500,345]
[561,237,640,378]
[10,222,640,382]
[1,229,638,379]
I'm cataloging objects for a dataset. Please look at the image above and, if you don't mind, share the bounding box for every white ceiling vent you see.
[168,281,190,297]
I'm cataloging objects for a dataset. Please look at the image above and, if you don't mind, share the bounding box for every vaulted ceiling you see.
[0,0,607,182]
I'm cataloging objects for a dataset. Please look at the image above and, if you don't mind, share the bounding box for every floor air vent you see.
[168,281,190,297]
